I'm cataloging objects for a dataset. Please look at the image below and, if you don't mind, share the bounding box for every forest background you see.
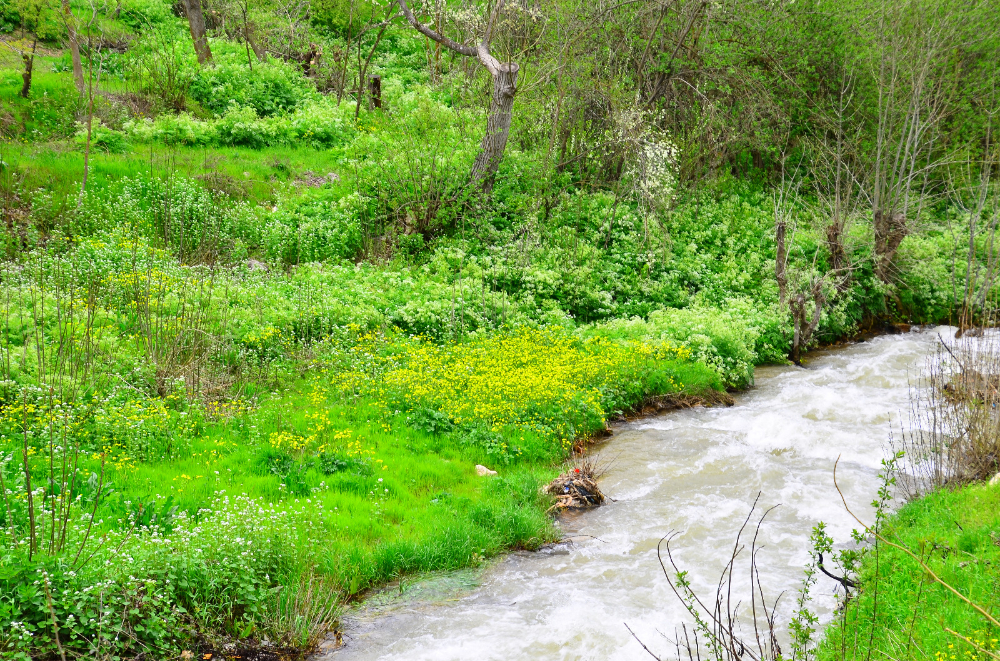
[0,0,998,657]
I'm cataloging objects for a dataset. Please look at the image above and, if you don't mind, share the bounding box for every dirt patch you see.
[614,389,735,422]
[100,91,155,119]
[293,171,340,187]
[184,631,318,661]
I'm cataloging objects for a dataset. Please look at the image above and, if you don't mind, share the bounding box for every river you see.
[320,329,940,660]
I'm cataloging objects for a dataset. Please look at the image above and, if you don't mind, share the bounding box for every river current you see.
[322,329,941,660]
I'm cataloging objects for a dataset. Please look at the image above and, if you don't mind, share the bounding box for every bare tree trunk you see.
[865,0,957,285]
[469,61,518,193]
[250,38,267,62]
[61,0,85,93]
[775,220,788,305]
[354,14,393,120]
[789,281,827,366]
[20,40,37,98]
[873,209,908,282]
[182,0,213,65]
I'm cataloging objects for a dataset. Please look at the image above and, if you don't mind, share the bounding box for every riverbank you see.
[817,480,1000,661]
[316,332,939,660]
[0,314,723,658]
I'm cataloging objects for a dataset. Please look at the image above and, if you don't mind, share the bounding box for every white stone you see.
[476,464,497,476]
[989,472,1000,486]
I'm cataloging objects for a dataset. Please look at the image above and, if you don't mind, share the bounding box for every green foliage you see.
[263,189,365,263]
[592,300,785,388]
[348,83,477,240]
[123,25,199,112]
[0,67,80,140]
[73,119,129,153]
[310,0,381,34]
[0,0,20,31]
[116,0,174,29]
[3,0,62,40]
[189,54,316,118]
[124,97,353,148]
[0,493,323,658]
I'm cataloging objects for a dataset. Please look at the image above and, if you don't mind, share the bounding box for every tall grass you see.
[897,330,1000,495]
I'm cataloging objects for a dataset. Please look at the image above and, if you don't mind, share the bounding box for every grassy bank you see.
[817,482,1000,661]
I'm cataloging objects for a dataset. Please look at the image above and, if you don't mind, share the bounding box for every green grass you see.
[819,483,1000,661]
[109,389,563,595]
[0,140,350,205]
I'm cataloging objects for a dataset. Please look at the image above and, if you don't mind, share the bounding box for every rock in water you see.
[476,464,498,476]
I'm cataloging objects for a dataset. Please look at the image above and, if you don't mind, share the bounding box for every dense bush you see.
[189,55,316,118]
[0,0,20,32]
[347,83,478,239]
[592,300,784,388]
[73,119,129,153]
[263,190,365,263]
[116,0,174,28]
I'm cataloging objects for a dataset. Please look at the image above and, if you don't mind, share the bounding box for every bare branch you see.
[396,0,476,57]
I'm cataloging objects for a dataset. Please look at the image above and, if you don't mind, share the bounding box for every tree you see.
[774,159,842,365]
[60,0,84,92]
[2,0,61,98]
[945,100,1000,331]
[397,0,520,193]
[862,0,962,284]
[182,0,213,64]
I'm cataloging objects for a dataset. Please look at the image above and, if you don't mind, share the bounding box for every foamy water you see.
[321,329,942,660]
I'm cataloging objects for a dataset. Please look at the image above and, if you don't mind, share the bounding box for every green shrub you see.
[214,104,282,148]
[592,300,784,388]
[117,0,174,28]
[349,84,477,239]
[123,98,351,149]
[124,112,215,145]
[123,26,199,111]
[263,190,365,264]
[0,0,20,32]
[190,55,315,117]
[73,120,129,153]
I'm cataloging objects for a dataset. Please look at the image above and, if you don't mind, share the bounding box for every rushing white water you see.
[321,330,941,661]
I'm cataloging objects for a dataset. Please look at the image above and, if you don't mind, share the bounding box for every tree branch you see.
[396,0,476,57]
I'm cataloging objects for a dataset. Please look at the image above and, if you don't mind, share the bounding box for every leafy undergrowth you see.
[818,483,1000,661]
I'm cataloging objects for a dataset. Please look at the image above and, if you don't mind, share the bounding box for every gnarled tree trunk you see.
[789,280,827,366]
[20,44,36,98]
[873,209,907,283]
[469,54,518,193]
[182,0,213,65]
